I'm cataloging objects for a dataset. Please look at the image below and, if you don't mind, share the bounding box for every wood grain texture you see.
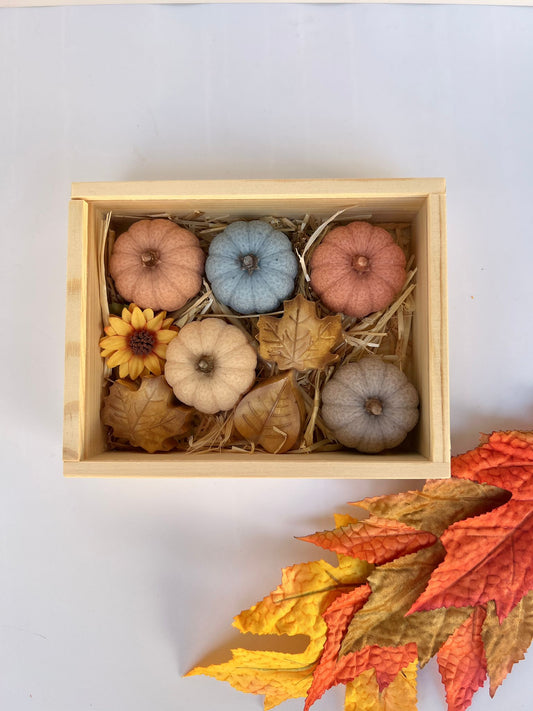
[63,200,88,461]
[64,452,451,479]
[71,178,446,201]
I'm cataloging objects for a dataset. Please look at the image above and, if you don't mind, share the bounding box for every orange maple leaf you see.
[298,516,437,565]
[437,607,487,711]
[187,430,533,711]
[410,431,533,621]
[304,585,417,710]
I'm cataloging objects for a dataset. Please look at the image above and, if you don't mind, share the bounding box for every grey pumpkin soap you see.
[321,357,419,453]
[205,221,298,314]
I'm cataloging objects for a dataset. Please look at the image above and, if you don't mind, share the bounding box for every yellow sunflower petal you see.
[153,343,167,358]
[129,355,145,380]
[99,335,127,351]
[162,317,174,329]
[156,329,178,344]
[100,349,114,358]
[142,308,155,321]
[104,325,116,336]
[109,316,134,336]
[119,362,129,378]
[131,307,146,330]
[144,353,161,375]
[146,312,165,332]
[122,307,132,323]
[107,349,132,368]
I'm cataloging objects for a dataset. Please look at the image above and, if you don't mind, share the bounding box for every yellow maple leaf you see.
[344,661,418,711]
[187,555,371,709]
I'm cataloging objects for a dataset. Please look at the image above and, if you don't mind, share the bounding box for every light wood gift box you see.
[63,179,449,478]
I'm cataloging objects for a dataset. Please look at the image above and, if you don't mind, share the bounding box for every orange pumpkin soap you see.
[164,319,257,414]
[310,221,406,318]
[110,219,205,312]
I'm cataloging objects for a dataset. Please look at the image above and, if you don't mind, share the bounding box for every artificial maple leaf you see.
[187,431,533,711]
[186,647,316,711]
[187,555,371,710]
[410,431,533,621]
[437,606,487,711]
[102,376,193,452]
[353,477,510,536]
[339,545,472,667]
[304,587,416,710]
[344,661,418,711]
[482,591,533,696]
[257,294,343,371]
[234,370,306,453]
[298,516,437,565]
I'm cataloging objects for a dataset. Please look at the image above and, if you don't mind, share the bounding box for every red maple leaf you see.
[410,431,533,621]
[304,585,417,710]
[437,606,487,711]
[298,516,437,565]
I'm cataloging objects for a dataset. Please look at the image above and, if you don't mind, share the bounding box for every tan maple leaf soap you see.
[110,218,205,312]
[310,221,406,318]
[102,376,193,453]
[321,357,419,453]
[257,294,343,371]
[164,319,257,414]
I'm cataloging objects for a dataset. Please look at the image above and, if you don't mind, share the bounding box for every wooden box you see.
[63,178,449,478]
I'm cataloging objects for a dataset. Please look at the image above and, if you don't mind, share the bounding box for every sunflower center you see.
[365,397,383,416]
[141,250,160,268]
[240,253,259,274]
[352,255,370,273]
[196,355,215,374]
[129,330,155,355]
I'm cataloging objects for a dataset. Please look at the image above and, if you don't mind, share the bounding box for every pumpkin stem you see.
[141,250,160,268]
[240,254,259,274]
[197,355,215,374]
[352,255,370,273]
[365,397,383,416]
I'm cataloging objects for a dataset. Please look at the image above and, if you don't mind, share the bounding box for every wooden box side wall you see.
[411,194,449,464]
[64,200,89,461]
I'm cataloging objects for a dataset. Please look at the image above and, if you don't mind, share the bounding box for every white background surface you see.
[1,4,533,711]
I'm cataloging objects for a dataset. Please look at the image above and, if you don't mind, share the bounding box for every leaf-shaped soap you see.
[234,370,305,453]
[102,376,193,453]
[257,294,343,371]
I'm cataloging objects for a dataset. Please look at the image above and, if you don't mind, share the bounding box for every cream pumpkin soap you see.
[164,319,257,415]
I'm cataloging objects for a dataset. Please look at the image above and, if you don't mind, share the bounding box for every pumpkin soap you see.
[206,220,298,314]
[310,221,406,319]
[110,219,205,312]
[321,357,419,453]
[164,319,257,414]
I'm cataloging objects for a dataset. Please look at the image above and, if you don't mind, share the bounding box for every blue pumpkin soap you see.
[206,220,298,314]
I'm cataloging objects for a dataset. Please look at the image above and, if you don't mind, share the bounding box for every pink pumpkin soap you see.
[110,219,205,312]
[310,221,406,319]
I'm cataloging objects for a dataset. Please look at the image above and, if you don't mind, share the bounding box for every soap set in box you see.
[63,179,448,479]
